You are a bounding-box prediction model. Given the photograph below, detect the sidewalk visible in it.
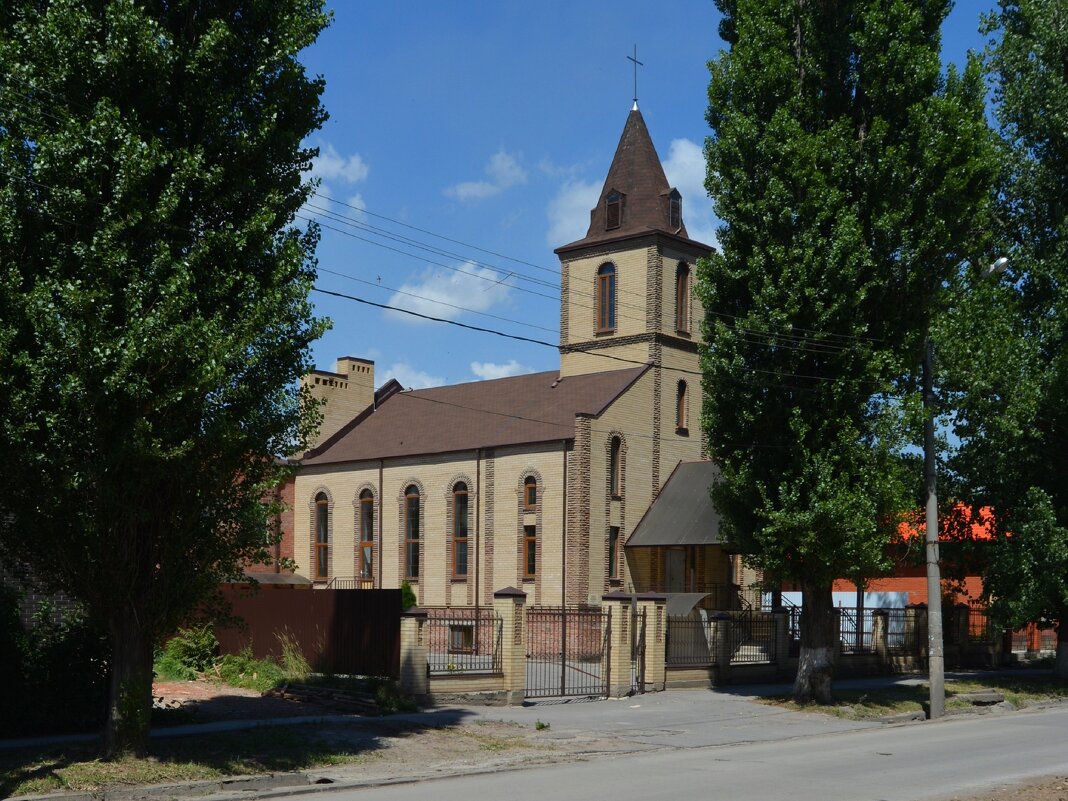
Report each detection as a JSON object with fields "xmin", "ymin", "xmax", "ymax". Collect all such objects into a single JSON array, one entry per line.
[{"xmin": 5, "ymin": 671, "xmax": 1048, "ymax": 801}]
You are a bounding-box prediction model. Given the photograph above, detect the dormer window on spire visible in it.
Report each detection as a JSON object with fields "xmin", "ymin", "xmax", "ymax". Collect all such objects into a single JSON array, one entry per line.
[
  {"xmin": 606, "ymin": 191, "xmax": 623, "ymax": 230},
  {"xmin": 669, "ymin": 190, "xmax": 682, "ymax": 230}
]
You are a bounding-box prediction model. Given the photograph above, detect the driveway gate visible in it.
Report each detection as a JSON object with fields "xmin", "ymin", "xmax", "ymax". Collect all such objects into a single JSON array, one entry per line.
[
  {"xmin": 525, "ymin": 606, "xmax": 610, "ymax": 699},
  {"xmin": 631, "ymin": 605, "xmax": 646, "ymax": 694}
]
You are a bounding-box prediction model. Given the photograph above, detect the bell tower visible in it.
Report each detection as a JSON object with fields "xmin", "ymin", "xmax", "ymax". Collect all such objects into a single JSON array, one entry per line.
[{"xmin": 555, "ymin": 105, "xmax": 712, "ymax": 379}]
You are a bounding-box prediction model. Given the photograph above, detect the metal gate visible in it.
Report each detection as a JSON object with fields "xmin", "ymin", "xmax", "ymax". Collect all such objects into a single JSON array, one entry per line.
[
  {"xmin": 631, "ymin": 606, "xmax": 647, "ymax": 694},
  {"xmin": 525, "ymin": 606, "xmax": 610, "ymax": 699}
]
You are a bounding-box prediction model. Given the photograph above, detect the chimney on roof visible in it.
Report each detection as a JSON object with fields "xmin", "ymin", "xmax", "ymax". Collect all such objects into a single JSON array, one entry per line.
[{"xmin": 302, "ymin": 356, "xmax": 375, "ymax": 449}]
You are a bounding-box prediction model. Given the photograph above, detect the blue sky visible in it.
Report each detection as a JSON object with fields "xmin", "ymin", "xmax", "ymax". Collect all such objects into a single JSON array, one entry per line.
[{"xmin": 299, "ymin": 2, "xmax": 992, "ymax": 390}]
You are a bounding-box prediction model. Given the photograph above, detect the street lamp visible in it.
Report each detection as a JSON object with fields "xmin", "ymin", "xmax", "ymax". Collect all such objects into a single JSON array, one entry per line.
[{"xmin": 924, "ymin": 255, "xmax": 1009, "ymax": 719}]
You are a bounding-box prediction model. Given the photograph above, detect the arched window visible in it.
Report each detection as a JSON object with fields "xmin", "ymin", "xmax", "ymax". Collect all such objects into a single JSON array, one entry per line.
[
  {"xmin": 597, "ymin": 263, "xmax": 617, "ymax": 333},
  {"xmin": 359, "ymin": 489, "xmax": 375, "ymax": 580},
  {"xmin": 675, "ymin": 262, "xmax": 690, "ymax": 333},
  {"xmin": 314, "ymin": 492, "xmax": 329, "ymax": 580},
  {"xmin": 404, "ymin": 485, "xmax": 420, "ymax": 579},
  {"xmin": 452, "ymin": 482, "xmax": 469, "ymax": 578},
  {"xmin": 676, "ymin": 381, "xmax": 688, "ymax": 432},
  {"xmin": 606, "ymin": 191, "xmax": 622, "ymax": 229},
  {"xmin": 523, "ymin": 475, "xmax": 537, "ymax": 510},
  {"xmin": 609, "ymin": 436, "xmax": 622, "ymax": 498}
]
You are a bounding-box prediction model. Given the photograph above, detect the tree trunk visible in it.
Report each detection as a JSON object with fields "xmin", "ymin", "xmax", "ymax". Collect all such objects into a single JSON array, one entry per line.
[
  {"xmin": 104, "ymin": 607, "xmax": 154, "ymax": 757},
  {"xmin": 793, "ymin": 581, "xmax": 835, "ymax": 703},
  {"xmin": 1055, "ymin": 610, "xmax": 1068, "ymax": 681}
]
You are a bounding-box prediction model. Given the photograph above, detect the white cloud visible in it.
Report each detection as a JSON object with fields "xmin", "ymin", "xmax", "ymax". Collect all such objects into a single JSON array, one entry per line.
[
  {"xmin": 663, "ymin": 138, "xmax": 720, "ymax": 249},
  {"xmin": 445, "ymin": 149, "xmax": 527, "ymax": 202},
  {"xmin": 345, "ymin": 192, "xmax": 367, "ymax": 222},
  {"xmin": 545, "ymin": 178, "xmax": 600, "ymax": 247},
  {"xmin": 380, "ymin": 362, "xmax": 444, "ymax": 390},
  {"xmin": 385, "ymin": 261, "xmax": 513, "ymax": 323},
  {"xmin": 313, "ymin": 142, "xmax": 369, "ymax": 184},
  {"xmin": 469, "ymin": 360, "xmax": 534, "ymax": 381}
]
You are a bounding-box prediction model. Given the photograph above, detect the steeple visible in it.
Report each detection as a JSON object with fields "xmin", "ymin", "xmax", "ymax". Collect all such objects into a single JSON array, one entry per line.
[{"xmin": 556, "ymin": 107, "xmax": 689, "ymax": 254}]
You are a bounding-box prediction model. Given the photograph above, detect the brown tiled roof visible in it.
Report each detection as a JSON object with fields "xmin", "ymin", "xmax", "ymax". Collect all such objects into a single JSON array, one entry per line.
[
  {"xmin": 300, "ymin": 366, "xmax": 649, "ymax": 465},
  {"xmin": 556, "ymin": 107, "xmax": 706, "ymax": 254}
]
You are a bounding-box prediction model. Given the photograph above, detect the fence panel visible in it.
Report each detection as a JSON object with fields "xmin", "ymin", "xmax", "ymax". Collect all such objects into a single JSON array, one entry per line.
[
  {"xmin": 666, "ymin": 615, "xmax": 713, "ymax": 667},
  {"xmin": 839, "ymin": 608, "xmax": 876, "ymax": 654},
  {"xmin": 729, "ymin": 610, "xmax": 777, "ymax": 664},
  {"xmin": 216, "ymin": 587, "xmax": 401, "ymax": 678},
  {"xmin": 424, "ymin": 608, "xmax": 502, "ymax": 675},
  {"xmin": 883, "ymin": 608, "xmax": 916, "ymax": 653}
]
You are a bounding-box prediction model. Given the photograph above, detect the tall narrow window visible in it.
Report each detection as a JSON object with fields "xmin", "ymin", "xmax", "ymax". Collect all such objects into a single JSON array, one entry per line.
[
  {"xmin": 523, "ymin": 475, "xmax": 537, "ymax": 510},
  {"xmin": 608, "ymin": 526, "xmax": 620, "ymax": 580},
  {"xmin": 314, "ymin": 492, "xmax": 329, "ymax": 580},
  {"xmin": 452, "ymin": 482, "xmax": 469, "ymax": 578},
  {"xmin": 676, "ymin": 381, "xmax": 688, "ymax": 432},
  {"xmin": 359, "ymin": 489, "xmax": 374, "ymax": 580},
  {"xmin": 597, "ymin": 263, "xmax": 616, "ymax": 332},
  {"xmin": 675, "ymin": 262, "xmax": 690, "ymax": 333},
  {"xmin": 606, "ymin": 191, "xmax": 622, "ymax": 229},
  {"xmin": 524, "ymin": 525, "xmax": 537, "ymax": 578},
  {"xmin": 609, "ymin": 436, "xmax": 622, "ymax": 498},
  {"xmin": 404, "ymin": 485, "xmax": 420, "ymax": 579}
]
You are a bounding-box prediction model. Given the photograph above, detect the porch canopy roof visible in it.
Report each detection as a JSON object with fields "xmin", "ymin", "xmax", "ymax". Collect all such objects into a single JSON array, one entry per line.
[{"xmin": 626, "ymin": 460, "xmax": 725, "ymax": 548}]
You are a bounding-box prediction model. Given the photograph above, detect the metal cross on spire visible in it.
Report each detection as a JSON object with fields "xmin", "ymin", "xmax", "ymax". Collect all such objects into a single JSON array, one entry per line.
[{"xmin": 627, "ymin": 45, "xmax": 643, "ymax": 108}]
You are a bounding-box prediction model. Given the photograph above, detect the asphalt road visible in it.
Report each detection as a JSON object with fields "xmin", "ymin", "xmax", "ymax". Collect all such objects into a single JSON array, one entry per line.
[{"xmin": 320, "ymin": 704, "xmax": 1068, "ymax": 801}]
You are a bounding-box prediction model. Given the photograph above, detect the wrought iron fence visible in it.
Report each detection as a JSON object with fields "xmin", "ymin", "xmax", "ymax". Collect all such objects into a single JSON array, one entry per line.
[
  {"xmin": 729, "ymin": 610, "xmax": 777, "ymax": 664},
  {"xmin": 665, "ymin": 615, "xmax": 714, "ymax": 667},
  {"xmin": 326, "ymin": 577, "xmax": 375, "ymax": 590},
  {"xmin": 883, "ymin": 608, "xmax": 917, "ymax": 652},
  {"xmin": 425, "ymin": 608, "xmax": 502, "ymax": 675},
  {"xmin": 839, "ymin": 607, "xmax": 876, "ymax": 654},
  {"xmin": 967, "ymin": 603, "xmax": 998, "ymax": 644}
]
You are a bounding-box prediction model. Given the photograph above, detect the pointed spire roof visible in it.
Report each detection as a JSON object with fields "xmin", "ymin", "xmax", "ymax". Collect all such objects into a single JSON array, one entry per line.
[{"xmin": 556, "ymin": 106, "xmax": 701, "ymax": 254}]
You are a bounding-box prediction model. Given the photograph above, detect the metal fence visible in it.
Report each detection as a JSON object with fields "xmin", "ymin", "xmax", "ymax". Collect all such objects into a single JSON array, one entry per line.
[
  {"xmin": 525, "ymin": 606, "xmax": 610, "ymax": 698},
  {"xmin": 967, "ymin": 603, "xmax": 999, "ymax": 644},
  {"xmin": 838, "ymin": 607, "xmax": 876, "ymax": 654},
  {"xmin": 665, "ymin": 615, "xmax": 714, "ymax": 667},
  {"xmin": 883, "ymin": 608, "xmax": 917, "ymax": 652},
  {"xmin": 425, "ymin": 607, "xmax": 502, "ymax": 675},
  {"xmin": 215, "ymin": 587, "xmax": 401, "ymax": 678},
  {"xmin": 729, "ymin": 611, "xmax": 778, "ymax": 664}
]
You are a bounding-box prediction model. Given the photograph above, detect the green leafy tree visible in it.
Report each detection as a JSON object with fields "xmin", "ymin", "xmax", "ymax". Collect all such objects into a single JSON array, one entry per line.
[
  {"xmin": 943, "ymin": 0, "xmax": 1068, "ymax": 677},
  {"xmin": 700, "ymin": 0, "xmax": 996, "ymax": 702},
  {"xmin": 0, "ymin": 1, "xmax": 329, "ymax": 753}
]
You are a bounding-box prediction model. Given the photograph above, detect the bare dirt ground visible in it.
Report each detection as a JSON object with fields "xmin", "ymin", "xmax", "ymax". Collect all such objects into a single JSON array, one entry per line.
[{"xmin": 942, "ymin": 776, "xmax": 1068, "ymax": 801}]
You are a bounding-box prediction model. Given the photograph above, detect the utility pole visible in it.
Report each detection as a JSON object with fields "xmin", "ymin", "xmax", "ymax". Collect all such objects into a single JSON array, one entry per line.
[{"xmin": 923, "ymin": 256, "xmax": 1008, "ymax": 720}]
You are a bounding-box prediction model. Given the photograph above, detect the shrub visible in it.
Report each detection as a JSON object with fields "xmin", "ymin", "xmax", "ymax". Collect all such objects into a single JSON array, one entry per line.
[
  {"xmin": 400, "ymin": 580, "xmax": 417, "ymax": 610},
  {"xmin": 159, "ymin": 624, "xmax": 218, "ymax": 674}
]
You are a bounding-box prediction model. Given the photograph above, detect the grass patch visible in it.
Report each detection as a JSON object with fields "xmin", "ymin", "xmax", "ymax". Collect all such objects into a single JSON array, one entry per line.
[
  {"xmin": 761, "ymin": 673, "xmax": 1068, "ymax": 721},
  {"xmin": 0, "ymin": 724, "xmax": 391, "ymax": 799}
]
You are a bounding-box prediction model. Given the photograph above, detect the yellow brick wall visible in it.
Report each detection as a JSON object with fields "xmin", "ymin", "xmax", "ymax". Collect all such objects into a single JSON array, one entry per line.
[{"xmin": 295, "ymin": 444, "xmax": 568, "ymax": 607}]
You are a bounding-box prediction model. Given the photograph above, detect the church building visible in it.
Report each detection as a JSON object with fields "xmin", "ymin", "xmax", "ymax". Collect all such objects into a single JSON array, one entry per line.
[{"xmin": 287, "ymin": 105, "xmax": 743, "ymax": 608}]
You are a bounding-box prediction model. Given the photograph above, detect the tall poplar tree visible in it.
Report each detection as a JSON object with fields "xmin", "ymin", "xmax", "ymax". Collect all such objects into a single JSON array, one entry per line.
[
  {"xmin": 0, "ymin": 1, "xmax": 329, "ymax": 753},
  {"xmin": 700, "ymin": 0, "xmax": 996, "ymax": 701},
  {"xmin": 944, "ymin": 0, "xmax": 1068, "ymax": 676}
]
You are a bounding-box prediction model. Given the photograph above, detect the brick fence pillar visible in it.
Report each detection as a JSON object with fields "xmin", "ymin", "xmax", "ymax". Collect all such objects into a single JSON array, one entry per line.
[
  {"xmin": 772, "ymin": 608, "xmax": 790, "ymax": 679},
  {"xmin": 637, "ymin": 592, "xmax": 667, "ymax": 692},
  {"xmin": 710, "ymin": 611, "xmax": 732, "ymax": 684},
  {"xmin": 873, "ymin": 609, "xmax": 889, "ymax": 667},
  {"xmin": 603, "ymin": 592, "xmax": 634, "ymax": 697},
  {"xmin": 398, "ymin": 608, "xmax": 428, "ymax": 703},
  {"xmin": 493, "ymin": 586, "xmax": 527, "ymax": 705}
]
